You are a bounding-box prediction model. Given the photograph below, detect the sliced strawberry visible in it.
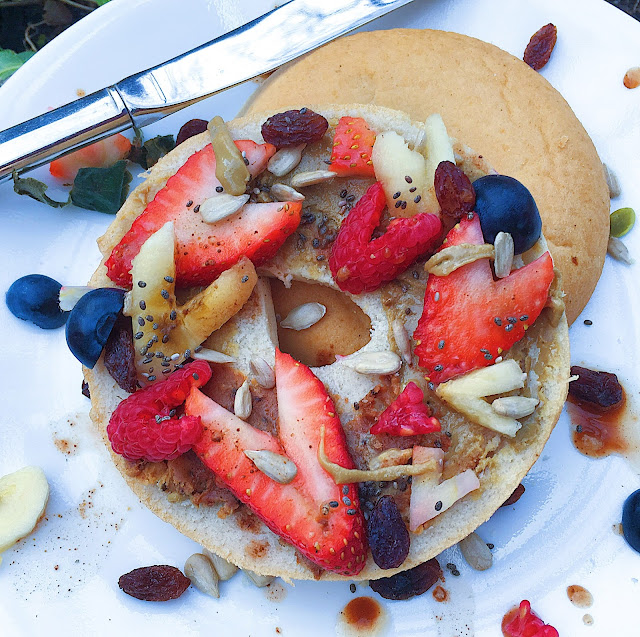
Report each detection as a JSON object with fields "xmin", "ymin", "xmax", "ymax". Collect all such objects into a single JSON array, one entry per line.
[
  {"xmin": 188, "ymin": 349, "xmax": 367, "ymax": 576},
  {"xmin": 105, "ymin": 140, "xmax": 302, "ymax": 288},
  {"xmin": 50, "ymin": 134, "xmax": 131, "ymax": 181},
  {"xmin": 329, "ymin": 116, "xmax": 376, "ymax": 177},
  {"xmin": 413, "ymin": 214, "xmax": 554, "ymax": 384},
  {"xmin": 329, "ymin": 181, "xmax": 442, "ymax": 294},
  {"xmin": 370, "ymin": 382, "xmax": 441, "ymax": 436}
]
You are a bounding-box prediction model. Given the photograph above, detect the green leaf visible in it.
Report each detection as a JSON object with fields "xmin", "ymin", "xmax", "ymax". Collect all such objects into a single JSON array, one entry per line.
[
  {"xmin": 13, "ymin": 172, "xmax": 69, "ymax": 208},
  {"xmin": 127, "ymin": 134, "xmax": 175, "ymax": 169},
  {"xmin": 0, "ymin": 49, "xmax": 35, "ymax": 86},
  {"xmin": 95, "ymin": 0, "xmax": 112, "ymax": 5},
  {"xmin": 70, "ymin": 161, "xmax": 132, "ymax": 214}
]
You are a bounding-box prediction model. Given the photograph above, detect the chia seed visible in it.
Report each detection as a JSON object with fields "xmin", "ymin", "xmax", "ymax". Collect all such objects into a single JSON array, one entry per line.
[{"xmin": 137, "ymin": 281, "xmax": 147, "ymax": 288}]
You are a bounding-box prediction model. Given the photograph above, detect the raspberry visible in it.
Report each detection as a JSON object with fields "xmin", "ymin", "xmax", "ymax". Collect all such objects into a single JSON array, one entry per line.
[
  {"xmin": 329, "ymin": 182, "xmax": 441, "ymax": 294},
  {"xmin": 370, "ymin": 382, "xmax": 441, "ymax": 436},
  {"xmin": 107, "ymin": 361, "xmax": 212, "ymax": 462}
]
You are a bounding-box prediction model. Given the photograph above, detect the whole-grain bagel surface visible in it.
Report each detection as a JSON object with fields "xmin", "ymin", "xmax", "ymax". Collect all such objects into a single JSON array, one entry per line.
[
  {"xmin": 86, "ymin": 104, "xmax": 570, "ymax": 582},
  {"xmin": 240, "ymin": 29, "xmax": 610, "ymax": 325}
]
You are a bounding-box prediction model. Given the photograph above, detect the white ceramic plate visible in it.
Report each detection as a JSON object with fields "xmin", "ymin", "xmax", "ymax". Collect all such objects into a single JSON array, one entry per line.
[{"xmin": 1, "ymin": 0, "xmax": 639, "ymax": 635}]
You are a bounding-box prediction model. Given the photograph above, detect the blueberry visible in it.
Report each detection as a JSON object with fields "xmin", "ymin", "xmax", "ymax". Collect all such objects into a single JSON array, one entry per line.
[
  {"xmin": 6, "ymin": 274, "xmax": 69, "ymax": 329},
  {"xmin": 65, "ymin": 288, "xmax": 126, "ymax": 368},
  {"xmin": 622, "ymin": 489, "xmax": 640, "ymax": 553},
  {"xmin": 473, "ymin": 175, "xmax": 542, "ymax": 254}
]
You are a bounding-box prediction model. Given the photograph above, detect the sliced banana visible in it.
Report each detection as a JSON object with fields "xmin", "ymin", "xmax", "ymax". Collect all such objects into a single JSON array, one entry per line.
[{"xmin": 0, "ymin": 466, "xmax": 49, "ymax": 557}]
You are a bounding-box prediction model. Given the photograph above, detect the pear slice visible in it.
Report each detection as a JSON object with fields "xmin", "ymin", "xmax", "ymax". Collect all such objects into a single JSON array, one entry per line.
[
  {"xmin": 372, "ymin": 131, "xmax": 437, "ymax": 217},
  {"xmin": 436, "ymin": 360, "xmax": 527, "ymax": 437},
  {"xmin": 0, "ymin": 466, "xmax": 49, "ymax": 558},
  {"xmin": 423, "ymin": 113, "xmax": 455, "ymax": 186},
  {"xmin": 125, "ymin": 222, "xmax": 257, "ymax": 385}
]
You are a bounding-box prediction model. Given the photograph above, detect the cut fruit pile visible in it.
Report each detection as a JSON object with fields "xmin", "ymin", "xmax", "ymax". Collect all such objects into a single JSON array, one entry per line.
[{"xmin": 64, "ymin": 109, "xmax": 558, "ymax": 582}]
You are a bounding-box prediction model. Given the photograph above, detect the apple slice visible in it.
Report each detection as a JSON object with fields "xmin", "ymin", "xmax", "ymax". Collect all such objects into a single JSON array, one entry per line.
[
  {"xmin": 372, "ymin": 131, "xmax": 437, "ymax": 217},
  {"xmin": 125, "ymin": 221, "xmax": 257, "ymax": 385},
  {"xmin": 435, "ymin": 360, "xmax": 528, "ymax": 436},
  {"xmin": 409, "ymin": 447, "xmax": 479, "ymax": 532}
]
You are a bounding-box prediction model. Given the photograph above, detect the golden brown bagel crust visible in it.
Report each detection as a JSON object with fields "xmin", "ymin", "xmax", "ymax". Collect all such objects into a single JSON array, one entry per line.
[
  {"xmin": 240, "ymin": 29, "xmax": 609, "ymax": 325},
  {"xmin": 86, "ymin": 105, "xmax": 570, "ymax": 582}
]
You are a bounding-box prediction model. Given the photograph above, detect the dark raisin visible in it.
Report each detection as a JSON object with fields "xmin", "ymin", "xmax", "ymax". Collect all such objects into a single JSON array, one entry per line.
[
  {"xmin": 370, "ymin": 558, "xmax": 442, "ymax": 601},
  {"xmin": 176, "ymin": 119, "xmax": 208, "ymax": 146},
  {"xmin": 501, "ymin": 483, "xmax": 525, "ymax": 507},
  {"xmin": 118, "ymin": 565, "xmax": 190, "ymax": 601},
  {"xmin": 569, "ymin": 366, "xmax": 624, "ymax": 409},
  {"xmin": 366, "ymin": 495, "xmax": 410, "ymax": 569},
  {"xmin": 524, "ymin": 23, "xmax": 557, "ymax": 71},
  {"xmin": 104, "ymin": 313, "xmax": 138, "ymax": 393},
  {"xmin": 261, "ymin": 109, "xmax": 328, "ymax": 148},
  {"xmin": 434, "ymin": 160, "xmax": 476, "ymax": 221},
  {"xmin": 81, "ymin": 380, "xmax": 91, "ymax": 398}
]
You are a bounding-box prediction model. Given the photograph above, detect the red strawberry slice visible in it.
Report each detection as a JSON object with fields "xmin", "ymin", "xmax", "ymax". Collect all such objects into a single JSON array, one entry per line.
[
  {"xmin": 187, "ymin": 349, "xmax": 367, "ymax": 576},
  {"xmin": 329, "ymin": 116, "xmax": 376, "ymax": 177},
  {"xmin": 50, "ymin": 133, "xmax": 132, "ymax": 181},
  {"xmin": 413, "ymin": 214, "xmax": 554, "ymax": 384},
  {"xmin": 370, "ymin": 382, "xmax": 441, "ymax": 436},
  {"xmin": 105, "ymin": 140, "xmax": 302, "ymax": 288},
  {"xmin": 329, "ymin": 181, "xmax": 442, "ymax": 294}
]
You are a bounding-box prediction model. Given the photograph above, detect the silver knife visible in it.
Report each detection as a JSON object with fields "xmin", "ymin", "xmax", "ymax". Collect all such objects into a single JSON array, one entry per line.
[{"xmin": 0, "ymin": 0, "xmax": 414, "ymax": 183}]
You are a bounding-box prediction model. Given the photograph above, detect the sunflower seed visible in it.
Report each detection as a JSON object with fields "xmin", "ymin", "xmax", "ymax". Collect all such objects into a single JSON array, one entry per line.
[
  {"xmin": 341, "ymin": 351, "xmax": 402, "ymax": 375},
  {"xmin": 193, "ymin": 348, "xmax": 235, "ymax": 364},
  {"xmin": 184, "ymin": 553, "xmax": 220, "ymax": 598},
  {"xmin": 244, "ymin": 449, "xmax": 298, "ymax": 484},
  {"xmin": 392, "ymin": 320, "xmax": 412, "ymax": 364},
  {"xmin": 290, "ymin": 169, "xmax": 336, "ymax": 188},
  {"xmin": 234, "ymin": 380, "xmax": 252, "ymax": 420},
  {"xmin": 494, "ymin": 232, "xmax": 514, "ymax": 279},
  {"xmin": 491, "ymin": 396, "xmax": 539, "ymax": 418},
  {"xmin": 603, "ymin": 163, "xmax": 621, "ymax": 199},
  {"xmin": 269, "ymin": 183, "xmax": 305, "ymax": 202},
  {"xmin": 267, "ymin": 143, "xmax": 306, "ymax": 177},
  {"xmin": 202, "ymin": 548, "xmax": 238, "ymax": 581},
  {"xmin": 280, "ymin": 302, "xmax": 326, "ymax": 330},
  {"xmin": 608, "ymin": 237, "xmax": 635, "ymax": 264},
  {"xmin": 458, "ymin": 532, "xmax": 493, "ymax": 571},
  {"xmin": 200, "ymin": 193, "xmax": 249, "ymax": 224},
  {"xmin": 250, "ymin": 357, "xmax": 275, "ymax": 389},
  {"xmin": 243, "ymin": 569, "xmax": 275, "ymax": 588}
]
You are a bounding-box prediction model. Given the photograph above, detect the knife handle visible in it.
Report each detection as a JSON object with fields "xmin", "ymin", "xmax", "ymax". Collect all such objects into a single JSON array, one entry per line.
[{"xmin": 0, "ymin": 87, "xmax": 133, "ymax": 184}]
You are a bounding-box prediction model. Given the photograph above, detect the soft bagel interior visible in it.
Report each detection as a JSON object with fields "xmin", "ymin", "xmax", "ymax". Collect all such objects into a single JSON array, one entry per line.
[{"xmin": 86, "ymin": 104, "xmax": 570, "ymax": 581}]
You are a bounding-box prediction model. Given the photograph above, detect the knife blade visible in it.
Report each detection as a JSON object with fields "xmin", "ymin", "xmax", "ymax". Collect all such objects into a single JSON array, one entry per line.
[{"xmin": 0, "ymin": 0, "xmax": 415, "ymax": 183}]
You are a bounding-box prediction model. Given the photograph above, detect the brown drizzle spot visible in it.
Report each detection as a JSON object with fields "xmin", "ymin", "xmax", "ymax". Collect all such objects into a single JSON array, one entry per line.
[
  {"xmin": 432, "ymin": 585, "xmax": 449, "ymax": 602},
  {"xmin": 567, "ymin": 584, "xmax": 593, "ymax": 608},
  {"xmin": 340, "ymin": 596, "xmax": 384, "ymax": 632}
]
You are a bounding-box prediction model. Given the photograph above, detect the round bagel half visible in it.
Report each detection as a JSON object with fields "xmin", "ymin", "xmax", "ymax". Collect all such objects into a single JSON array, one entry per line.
[
  {"xmin": 240, "ymin": 28, "xmax": 610, "ymax": 325},
  {"xmin": 86, "ymin": 104, "xmax": 570, "ymax": 582}
]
